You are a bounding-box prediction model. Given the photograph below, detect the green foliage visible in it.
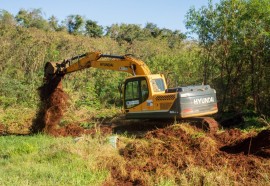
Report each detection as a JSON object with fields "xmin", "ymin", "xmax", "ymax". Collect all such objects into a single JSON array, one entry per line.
[
  {"xmin": 0, "ymin": 10, "xmax": 16, "ymax": 26},
  {"xmin": 15, "ymin": 8, "xmax": 49, "ymax": 30},
  {"xmin": 48, "ymin": 15, "xmax": 66, "ymax": 32},
  {"xmin": 66, "ymin": 14, "xmax": 84, "ymax": 35},
  {"xmin": 146, "ymin": 44, "xmax": 202, "ymax": 87},
  {"xmin": 85, "ymin": 19, "xmax": 103, "ymax": 38},
  {"xmin": 0, "ymin": 76, "xmax": 38, "ymax": 108},
  {"xmin": 73, "ymin": 79, "xmax": 101, "ymax": 109},
  {"xmin": 144, "ymin": 22, "xmax": 161, "ymax": 38},
  {"xmin": 0, "ymin": 2, "xmax": 269, "ymax": 121},
  {"xmin": 240, "ymin": 110, "xmax": 269, "ymax": 130},
  {"xmin": 185, "ymin": 0, "xmax": 270, "ymax": 116},
  {"xmin": 106, "ymin": 23, "xmax": 146, "ymax": 44},
  {"xmin": 1, "ymin": 22, "xmax": 184, "ymax": 111},
  {"xmin": 106, "ymin": 23, "xmax": 186, "ymax": 46}
]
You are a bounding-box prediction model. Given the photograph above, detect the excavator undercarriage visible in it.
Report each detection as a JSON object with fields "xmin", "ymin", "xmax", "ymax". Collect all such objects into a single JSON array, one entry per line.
[{"xmin": 109, "ymin": 115, "xmax": 219, "ymax": 135}]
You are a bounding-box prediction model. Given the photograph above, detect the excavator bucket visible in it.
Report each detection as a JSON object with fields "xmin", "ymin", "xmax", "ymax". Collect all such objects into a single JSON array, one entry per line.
[{"xmin": 44, "ymin": 62, "xmax": 58, "ymax": 78}]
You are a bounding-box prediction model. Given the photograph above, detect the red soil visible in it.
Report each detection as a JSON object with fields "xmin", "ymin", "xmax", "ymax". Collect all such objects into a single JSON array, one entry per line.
[
  {"xmin": 0, "ymin": 123, "xmax": 5, "ymax": 135},
  {"xmin": 31, "ymin": 75, "xmax": 111, "ymax": 137},
  {"xmin": 104, "ymin": 126, "xmax": 270, "ymax": 185}
]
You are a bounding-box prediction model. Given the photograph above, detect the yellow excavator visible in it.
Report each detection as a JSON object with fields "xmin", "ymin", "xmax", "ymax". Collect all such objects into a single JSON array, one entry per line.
[{"xmin": 44, "ymin": 51, "xmax": 219, "ymax": 131}]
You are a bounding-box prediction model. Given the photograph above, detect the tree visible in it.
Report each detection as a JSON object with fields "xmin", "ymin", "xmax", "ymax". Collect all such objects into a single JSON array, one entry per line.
[
  {"xmin": 106, "ymin": 23, "xmax": 145, "ymax": 44},
  {"xmin": 185, "ymin": 0, "xmax": 270, "ymax": 115},
  {"xmin": 85, "ymin": 20, "xmax": 103, "ymax": 37},
  {"xmin": 15, "ymin": 8, "xmax": 49, "ymax": 30},
  {"xmin": 66, "ymin": 14, "xmax": 84, "ymax": 35},
  {"xmin": 160, "ymin": 29, "xmax": 186, "ymax": 48},
  {"xmin": 0, "ymin": 10, "xmax": 16, "ymax": 26},
  {"xmin": 48, "ymin": 15, "xmax": 63, "ymax": 31},
  {"xmin": 143, "ymin": 22, "xmax": 161, "ymax": 38}
]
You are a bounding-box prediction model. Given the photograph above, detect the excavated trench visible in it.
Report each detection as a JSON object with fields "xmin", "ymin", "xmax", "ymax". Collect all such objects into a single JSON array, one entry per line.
[{"xmin": 220, "ymin": 129, "xmax": 270, "ymax": 158}]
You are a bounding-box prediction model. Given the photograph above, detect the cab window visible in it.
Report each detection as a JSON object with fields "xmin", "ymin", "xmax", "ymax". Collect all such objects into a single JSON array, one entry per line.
[
  {"xmin": 125, "ymin": 81, "xmax": 139, "ymax": 100},
  {"xmin": 125, "ymin": 80, "xmax": 140, "ymax": 108},
  {"xmin": 151, "ymin": 78, "xmax": 165, "ymax": 92},
  {"xmin": 124, "ymin": 78, "xmax": 149, "ymax": 109},
  {"xmin": 141, "ymin": 80, "xmax": 149, "ymax": 102}
]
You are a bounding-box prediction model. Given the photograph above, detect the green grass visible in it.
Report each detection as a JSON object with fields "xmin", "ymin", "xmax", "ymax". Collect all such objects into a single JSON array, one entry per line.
[{"xmin": 0, "ymin": 134, "xmax": 109, "ymax": 186}]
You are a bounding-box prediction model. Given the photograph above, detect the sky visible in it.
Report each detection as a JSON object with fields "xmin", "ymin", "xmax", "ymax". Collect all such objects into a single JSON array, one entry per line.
[{"xmin": 0, "ymin": 0, "xmax": 220, "ymax": 33}]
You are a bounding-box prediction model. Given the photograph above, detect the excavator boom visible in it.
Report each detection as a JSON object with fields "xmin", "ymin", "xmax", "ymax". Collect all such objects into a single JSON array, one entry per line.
[{"xmin": 44, "ymin": 51, "xmax": 151, "ymax": 81}]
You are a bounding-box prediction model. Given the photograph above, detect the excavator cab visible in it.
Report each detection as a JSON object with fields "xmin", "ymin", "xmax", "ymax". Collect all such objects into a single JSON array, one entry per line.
[{"xmin": 123, "ymin": 74, "xmax": 171, "ymax": 118}]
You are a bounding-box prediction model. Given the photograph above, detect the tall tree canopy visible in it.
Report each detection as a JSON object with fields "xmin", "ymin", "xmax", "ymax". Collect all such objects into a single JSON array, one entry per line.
[
  {"xmin": 85, "ymin": 20, "xmax": 103, "ymax": 38},
  {"xmin": 15, "ymin": 8, "xmax": 49, "ymax": 30},
  {"xmin": 66, "ymin": 14, "xmax": 84, "ymax": 35}
]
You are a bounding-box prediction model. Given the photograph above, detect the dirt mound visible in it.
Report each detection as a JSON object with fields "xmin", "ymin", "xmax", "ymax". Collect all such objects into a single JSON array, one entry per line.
[
  {"xmin": 104, "ymin": 125, "xmax": 270, "ymax": 185},
  {"xmin": 107, "ymin": 125, "xmax": 218, "ymax": 185},
  {"xmin": 214, "ymin": 128, "xmax": 244, "ymax": 145},
  {"xmin": 220, "ymin": 129, "xmax": 270, "ymax": 158}
]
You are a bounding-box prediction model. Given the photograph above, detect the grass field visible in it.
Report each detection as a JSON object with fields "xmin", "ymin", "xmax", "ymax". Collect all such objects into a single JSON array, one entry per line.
[{"xmin": 0, "ymin": 134, "xmax": 111, "ymax": 186}]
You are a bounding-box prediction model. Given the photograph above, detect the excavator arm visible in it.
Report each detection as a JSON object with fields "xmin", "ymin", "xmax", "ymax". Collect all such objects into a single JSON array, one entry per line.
[{"xmin": 44, "ymin": 51, "xmax": 151, "ymax": 81}]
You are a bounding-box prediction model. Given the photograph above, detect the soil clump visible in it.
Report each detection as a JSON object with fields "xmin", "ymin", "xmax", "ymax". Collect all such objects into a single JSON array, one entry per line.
[
  {"xmin": 31, "ymin": 75, "xmax": 68, "ymax": 134},
  {"xmin": 0, "ymin": 123, "xmax": 6, "ymax": 135},
  {"xmin": 31, "ymin": 75, "xmax": 112, "ymax": 137}
]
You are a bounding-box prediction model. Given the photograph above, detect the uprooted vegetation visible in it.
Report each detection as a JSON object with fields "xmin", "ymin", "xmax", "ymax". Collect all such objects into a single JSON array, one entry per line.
[{"xmin": 102, "ymin": 125, "xmax": 270, "ymax": 185}]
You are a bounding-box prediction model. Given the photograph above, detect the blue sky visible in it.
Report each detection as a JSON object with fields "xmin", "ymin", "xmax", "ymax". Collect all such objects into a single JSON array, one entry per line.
[{"xmin": 1, "ymin": 0, "xmax": 220, "ymax": 33}]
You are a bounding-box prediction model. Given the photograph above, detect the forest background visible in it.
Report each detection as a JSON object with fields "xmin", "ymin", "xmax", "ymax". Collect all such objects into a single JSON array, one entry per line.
[{"xmin": 0, "ymin": 0, "xmax": 269, "ymax": 128}]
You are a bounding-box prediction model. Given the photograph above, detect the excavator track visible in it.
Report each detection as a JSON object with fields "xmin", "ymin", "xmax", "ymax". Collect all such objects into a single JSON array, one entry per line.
[
  {"xmin": 108, "ymin": 115, "xmax": 219, "ymax": 137},
  {"xmin": 183, "ymin": 117, "xmax": 219, "ymax": 134},
  {"xmin": 200, "ymin": 117, "xmax": 219, "ymax": 134}
]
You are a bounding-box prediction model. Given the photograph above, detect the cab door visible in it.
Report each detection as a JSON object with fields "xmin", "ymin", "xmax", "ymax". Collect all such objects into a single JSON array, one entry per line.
[{"xmin": 124, "ymin": 77, "xmax": 149, "ymax": 113}]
